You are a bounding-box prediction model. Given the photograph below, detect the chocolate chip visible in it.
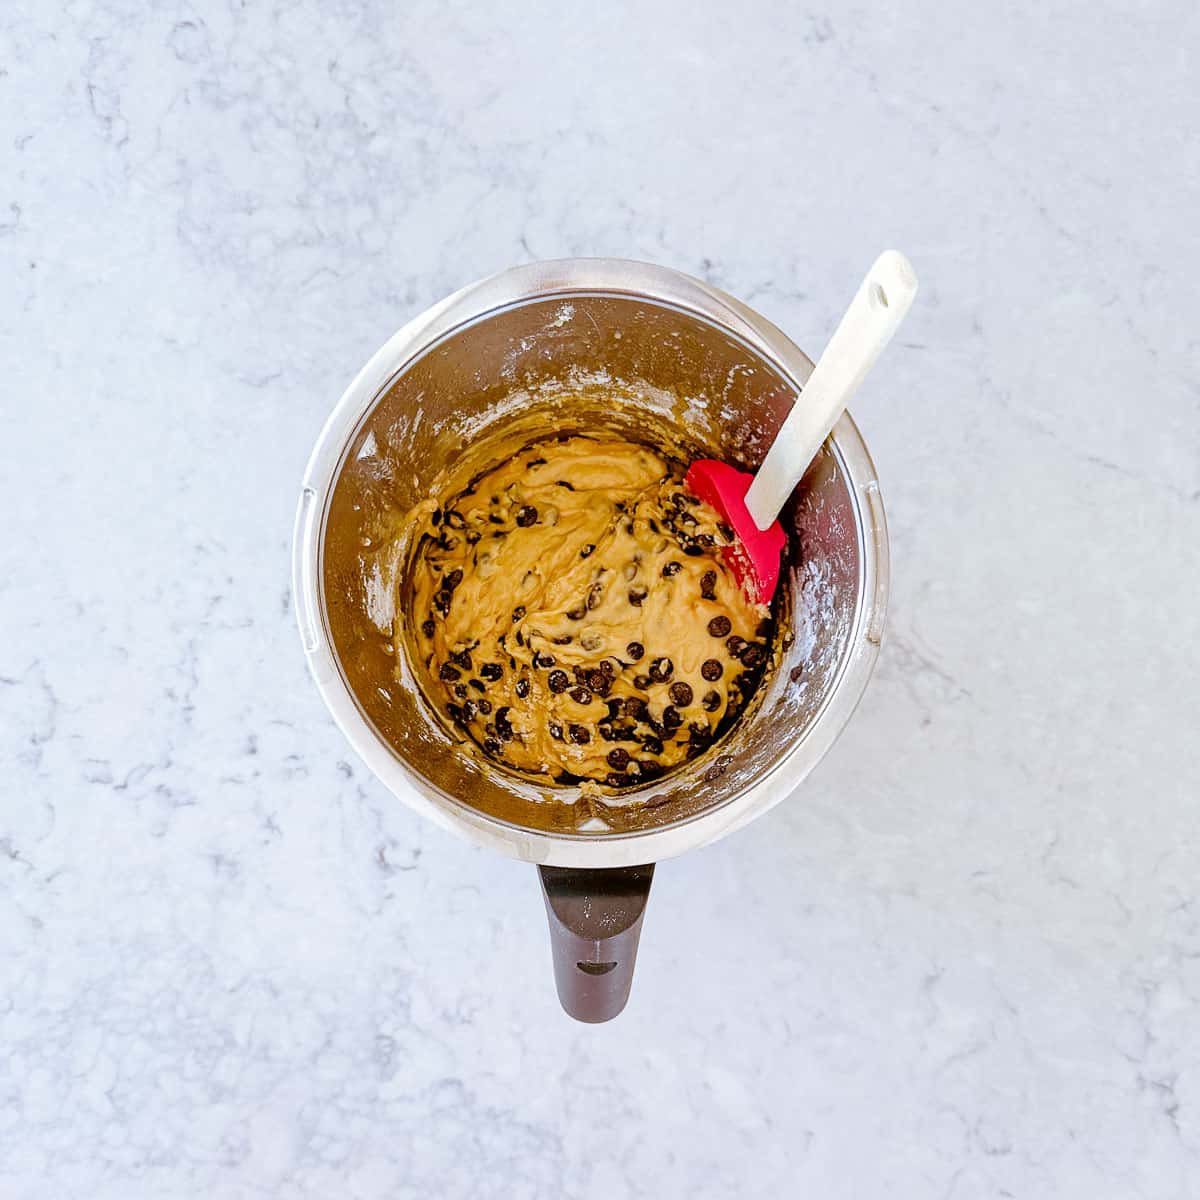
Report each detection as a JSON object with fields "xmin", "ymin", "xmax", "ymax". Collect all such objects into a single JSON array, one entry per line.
[
  {"xmin": 447, "ymin": 703, "xmax": 465, "ymax": 723},
  {"xmin": 707, "ymin": 615, "xmax": 732, "ymax": 638},
  {"xmin": 663, "ymin": 705, "xmax": 683, "ymax": 730},
  {"xmin": 585, "ymin": 669, "xmax": 609, "ymax": 695},
  {"xmin": 495, "ymin": 707, "xmax": 514, "ymax": 740},
  {"xmin": 700, "ymin": 570, "xmax": 717, "ymax": 600},
  {"xmin": 726, "ymin": 635, "xmax": 747, "ymax": 657},
  {"xmin": 633, "ymin": 674, "xmax": 651, "ymax": 690},
  {"xmin": 627, "ymin": 586, "xmax": 648, "ymax": 606},
  {"xmin": 469, "ymin": 678, "xmax": 485, "ymax": 693},
  {"xmin": 488, "ymin": 514, "xmax": 504, "ymax": 525},
  {"xmin": 606, "ymin": 773, "xmax": 631, "ymax": 788},
  {"xmin": 696, "ymin": 533, "xmax": 716, "ymax": 548},
  {"xmin": 444, "ymin": 568, "xmax": 463, "ymax": 591},
  {"xmin": 701, "ymin": 659, "xmax": 723, "ymax": 681},
  {"xmin": 569, "ymin": 687, "xmax": 592, "ymax": 705},
  {"xmin": 421, "ymin": 619, "xmax": 435, "ymax": 638},
  {"xmin": 740, "ymin": 643, "xmax": 766, "ymax": 668},
  {"xmin": 757, "ymin": 618, "xmax": 773, "ymax": 638},
  {"xmin": 662, "ymin": 561, "xmax": 682, "ymax": 577},
  {"xmin": 548, "ymin": 721, "xmax": 564, "ymax": 740},
  {"xmin": 453, "ymin": 684, "xmax": 467, "ymax": 699},
  {"xmin": 599, "ymin": 659, "xmax": 615, "ymax": 678},
  {"xmin": 483, "ymin": 736, "xmax": 501, "ymax": 755},
  {"xmin": 587, "ymin": 581, "xmax": 604, "ymax": 610},
  {"xmin": 477, "ymin": 698, "xmax": 492, "ymax": 714},
  {"xmin": 462, "ymin": 699, "xmax": 477, "ymax": 720},
  {"xmin": 684, "ymin": 544, "xmax": 705, "ymax": 556},
  {"xmin": 557, "ymin": 480, "xmax": 576, "ymax": 491},
  {"xmin": 625, "ymin": 697, "xmax": 647, "ymax": 721},
  {"xmin": 648, "ymin": 657, "xmax": 674, "ymax": 682},
  {"xmin": 678, "ymin": 510, "xmax": 698, "ymax": 527},
  {"xmin": 568, "ymin": 724, "xmax": 590, "ymax": 744},
  {"xmin": 512, "ymin": 605, "xmax": 526, "ymax": 621},
  {"xmin": 553, "ymin": 635, "xmax": 573, "ymax": 645},
  {"xmin": 450, "ymin": 649, "xmax": 473, "ymax": 671},
  {"xmin": 515, "ymin": 678, "xmax": 530, "ymax": 699},
  {"xmin": 438, "ymin": 662, "xmax": 461, "ymax": 682},
  {"xmin": 547, "ymin": 669, "xmax": 569, "ymax": 693},
  {"xmin": 533, "ymin": 652, "xmax": 556, "ymax": 669},
  {"xmin": 434, "ymin": 590, "xmax": 452, "ymax": 616},
  {"xmin": 606, "ymin": 748, "xmax": 630, "ymax": 769},
  {"xmin": 516, "ymin": 506, "xmax": 538, "ymax": 527},
  {"xmin": 702, "ymin": 690, "xmax": 721, "ymax": 712},
  {"xmin": 641, "ymin": 735, "xmax": 664, "ymax": 755},
  {"xmin": 580, "ymin": 543, "xmax": 595, "ymax": 558},
  {"xmin": 718, "ymin": 523, "xmax": 734, "ymax": 542},
  {"xmin": 477, "ymin": 663, "xmax": 501, "ymax": 681},
  {"xmin": 598, "ymin": 722, "xmax": 615, "ymax": 741},
  {"xmin": 626, "ymin": 641, "xmax": 645, "ymax": 661},
  {"xmin": 669, "ymin": 682, "xmax": 694, "ymax": 706},
  {"xmin": 566, "ymin": 604, "xmax": 586, "ymax": 620}
]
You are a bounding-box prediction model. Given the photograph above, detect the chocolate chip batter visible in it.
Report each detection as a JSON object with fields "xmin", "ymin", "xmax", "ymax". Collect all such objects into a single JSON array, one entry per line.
[{"xmin": 407, "ymin": 436, "xmax": 773, "ymax": 788}]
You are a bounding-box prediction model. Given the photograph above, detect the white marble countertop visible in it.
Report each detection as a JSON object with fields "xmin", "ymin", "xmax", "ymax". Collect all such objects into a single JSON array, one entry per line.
[{"xmin": 3, "ymin": 2, "xmax": 1199, "ymax": 1196}]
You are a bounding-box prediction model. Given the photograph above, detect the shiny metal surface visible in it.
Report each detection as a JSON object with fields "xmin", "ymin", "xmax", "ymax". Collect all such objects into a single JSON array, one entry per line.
[{"xmin": 293, "ymin": 259, "xmax": 889, "ymax": 867}]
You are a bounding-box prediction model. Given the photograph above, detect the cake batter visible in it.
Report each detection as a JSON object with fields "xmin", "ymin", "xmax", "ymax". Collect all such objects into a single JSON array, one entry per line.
[{"xmin": 406, "ymin": 436, "xmax": 773, "ymax": 787}]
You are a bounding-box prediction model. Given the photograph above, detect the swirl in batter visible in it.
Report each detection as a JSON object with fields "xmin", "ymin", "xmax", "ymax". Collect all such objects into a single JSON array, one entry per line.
[{"xmin": 407, "ymin": 436, "xmax": 773, "ymax": 788}]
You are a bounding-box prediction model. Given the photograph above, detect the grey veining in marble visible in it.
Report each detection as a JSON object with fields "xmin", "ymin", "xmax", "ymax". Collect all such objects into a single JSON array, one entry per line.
[{"xmin": 2, "ymin": 1, "xmax": 1199, "ymax": 1196}]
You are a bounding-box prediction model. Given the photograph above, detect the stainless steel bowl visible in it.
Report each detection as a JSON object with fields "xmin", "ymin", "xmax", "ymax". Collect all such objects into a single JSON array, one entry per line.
[{"xmin": 294, "ymin": 259, "xmax": 888, "ymax": 871}]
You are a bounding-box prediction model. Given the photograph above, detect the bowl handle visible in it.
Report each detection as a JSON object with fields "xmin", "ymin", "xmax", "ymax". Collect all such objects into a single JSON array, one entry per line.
[{"xmin": 538, "ymin": 863, "xmax": 655, "ymax": 1022}]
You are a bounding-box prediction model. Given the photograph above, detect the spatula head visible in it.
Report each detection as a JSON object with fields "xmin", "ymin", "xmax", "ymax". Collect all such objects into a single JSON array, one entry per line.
[{"xmin": 685, "ymin": 459, "xmax": 787, "ymax": 607}]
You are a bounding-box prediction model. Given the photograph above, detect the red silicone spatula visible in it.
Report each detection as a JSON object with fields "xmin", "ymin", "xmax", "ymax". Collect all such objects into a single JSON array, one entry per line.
[{"xmin": 687, "ymin": 251, "xmax": 918, "ymax": 605}]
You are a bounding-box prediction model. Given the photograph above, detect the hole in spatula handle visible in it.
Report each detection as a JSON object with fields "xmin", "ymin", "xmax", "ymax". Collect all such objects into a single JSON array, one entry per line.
[{"xmin": 577, "ymin": 961, "xmax": 618, "ymax": 976}]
